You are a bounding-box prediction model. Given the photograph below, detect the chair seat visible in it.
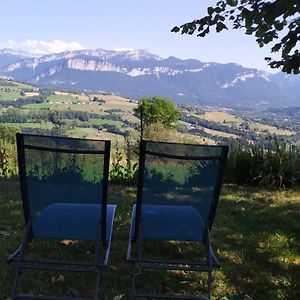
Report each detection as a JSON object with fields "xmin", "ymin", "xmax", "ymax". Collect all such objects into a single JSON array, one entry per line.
[
  {"xmin": 32, "ymin": 203, "xmax": 117, "ymax": 240},
  {"xmin": 132, "ymin": 204, "xmax": 205, "ymax": 241}
]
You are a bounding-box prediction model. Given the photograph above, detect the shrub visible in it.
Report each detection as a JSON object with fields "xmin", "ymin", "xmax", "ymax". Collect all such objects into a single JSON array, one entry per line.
[
  {"xmin": 109, "ymin": 137, "xmax": 138, "ymax": 185},
  {"xmin": 225, "ymin": 138, "xmax": 300, "ymax": 188},
  {"xmin": 0, "ymin": 126, "xmax": 19, "ymax": 178}
]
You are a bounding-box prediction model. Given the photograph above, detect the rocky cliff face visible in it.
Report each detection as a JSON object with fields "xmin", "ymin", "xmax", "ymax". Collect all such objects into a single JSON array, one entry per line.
[
  {"xmin": 0, "ymin": 48, "xmax": 299, "ymax": 109},
  {"xmin": 66, "ymin": 58, "xmax": 125, "ymax": 72}
]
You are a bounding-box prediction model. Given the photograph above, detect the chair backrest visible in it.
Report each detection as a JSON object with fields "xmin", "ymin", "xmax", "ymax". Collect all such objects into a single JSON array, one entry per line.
[
  {"xmin": 16, "ymin": 133, "xmax": 110, "ymax": 242},
  {"xmin": 134, "ymin": 140, "xmax": 228, "ymax": 239}
]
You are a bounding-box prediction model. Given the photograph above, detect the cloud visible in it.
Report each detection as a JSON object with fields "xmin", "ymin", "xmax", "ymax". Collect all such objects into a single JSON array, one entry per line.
[{"xmin": 0, "ymin": 39, "xmax": 85, "ymax": 55}]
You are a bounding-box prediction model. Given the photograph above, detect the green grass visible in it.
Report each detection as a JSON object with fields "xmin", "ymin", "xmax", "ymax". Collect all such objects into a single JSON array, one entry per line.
[
  {"xmin": 45, "ymin": 94, "xmax": 76, "ymax": 102},
  {"xmin": 0, "ymin": 81, "xmax": 33, "ymax": 90},
  {"xmin": 3, "ymin": 122, "xmax": 54, "ymax": 129},
  {"xmin": 22, "ymin": 103, "xmax": 52, "ymax": 109},
  {"xmin": 13, "ymin": 82, "xmax": 35, "ymax": 90},
  {"xmin": 88, "ymin": 119, "xmax": 124, "ymax": 127},
  {"xmin": 200, "ymin": 111, "xmax": 243, "ymax": 125},
  {"xmin": 248, "ymin": 122, "xmax": 295, "ymax": 136},
  {"xmin": 67, "ymin": 127, "xmax": 99, "ymax": 138},
  {"xmin": 0, "ymin": 80, "xmax": 34, "ymax": 101},
  {"xmin": 0, "ymin": 90, "xmax": 27, "ymax": 101},
  {"xmin": 0, "ymin": 181, "xmax": 299, "ymax": 299}
]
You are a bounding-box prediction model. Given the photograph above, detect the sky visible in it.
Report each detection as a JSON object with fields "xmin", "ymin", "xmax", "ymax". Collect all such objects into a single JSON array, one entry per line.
[{"xmin": 0, "ymin": 0, "xmax": 279, "ymax": 72}]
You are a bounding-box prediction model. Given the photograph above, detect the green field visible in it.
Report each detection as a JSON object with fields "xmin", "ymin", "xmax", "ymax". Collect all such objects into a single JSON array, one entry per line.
[
  {"xmin": 200, "ymin": 111, "xmax": 243, "ymax": 125},
  {"xmin": 88, "ymin": 118, "xmax": 124, "ymax": 127},
  {"xmin": 0, "ymin": 181, "xmax": 299, "ymax": 299},
  {"xmin": 0, "ymin": 80, "xmax": 37, "ymax": 101},
  {"xmin": 0, "ymin": 80, "xmax": 33, "ymax": 90},
  {"xmin": 4, "ymin": 122, "xmax": 54, "ymax": 129},
  {"xmin": 46, "ymin": 94, "xmax": 77, "ymax": 103},
  {"xmin": 249, "ymin": 122, "xmax": 295, "ymax": 136},
  {"xmin": 22, "ymin": 102, "xmax": 52, "ymax": 109},
  {"xmin": 198, "ymin": 111, "xmax": 296, "ymax": 137},
  {"xmin": 66, "ymin": 127, "xmax": 125, "ymax": 142},
  {"xmin": 13, "ymin": 82, "xmax": 35, "ymax": 90},
  {"xmin": 1, "ymin": 80, "xmax": 300, "ymax": 298},
  {"xmin": 0, "ymin": 90, "xmax": 27, "ymax": 101},
  {"xmin": 203, "ymin": 127, "xmax": 240, "ymax": 139},
  {"xmin": 0, "ymin": 79, "xmax": 299, "ymax": 146},
  {"xmin": 183, "ymin": 110, "xmax": 297, "ymax": 142}
]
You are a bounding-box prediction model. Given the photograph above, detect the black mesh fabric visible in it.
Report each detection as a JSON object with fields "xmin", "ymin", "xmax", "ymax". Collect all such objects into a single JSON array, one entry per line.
[
  {"xmin": 22, "ymin": 134, "xmax": 105, "ymax": 152},
  {"xmin": 18, "ymin": 134, "xmax": 109, "ymax": 240},
  {"xmin": 138, "ymin": 141, "xmax": 227, "ymax": 241}
]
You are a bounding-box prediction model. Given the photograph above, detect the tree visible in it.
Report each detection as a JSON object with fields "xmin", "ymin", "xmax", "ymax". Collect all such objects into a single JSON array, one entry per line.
[
  {"xmin": 172, "ymin": 0, "xmax": 300, "ymax": 74},
  {"xmin": 134, "ymin": 96, "xmax": 180, "ymax": 133}
]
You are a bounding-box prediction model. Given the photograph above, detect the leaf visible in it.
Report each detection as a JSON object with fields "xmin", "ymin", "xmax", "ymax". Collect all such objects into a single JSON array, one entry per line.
[
  {"xmin": 198, "ymin": 27, "xmax": 209, "ymax": 37},
  {"xmin": 271, "ymin": 43, "xmax": 281, "ymax": 52},
  {"xmin": 207, "ymin": 7, "xmax": 214, "ymax": 15},
  {"xmin": 227, "ymin": 0, "xmax": 238, "ymax": 7},
  {"xmin": 216, "ymin": 22, "xmax": 227, "ymax": 32},
  {"xmin": 215, "ymin": 7, "xmax": 222, "ymax": 13},
  {"xmin": 171, "ymin": 26, "xmax": 180, "ymax": 33},
  {"xmin": 274, "ymin": 22, "xmax": 284, "ymax": 31}
]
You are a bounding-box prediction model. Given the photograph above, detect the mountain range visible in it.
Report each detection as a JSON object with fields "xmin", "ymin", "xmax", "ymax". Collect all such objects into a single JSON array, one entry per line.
[{"xmin": 0, "ymin": 48, "xmax": 299, "ymax": 109}]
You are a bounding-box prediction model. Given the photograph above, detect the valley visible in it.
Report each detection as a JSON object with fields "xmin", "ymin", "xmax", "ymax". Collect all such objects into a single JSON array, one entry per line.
[{"xmin": 1, "ymin": 78, "xmax": 299, "ymax": 147}]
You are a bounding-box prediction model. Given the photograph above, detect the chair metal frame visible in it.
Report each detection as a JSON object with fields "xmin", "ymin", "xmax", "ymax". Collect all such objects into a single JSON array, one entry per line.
[
  {"xmin": 127, "ymin": 140, "xmax": 228, "ymax": 299},
  {"xmin": 7, "ymin": 133, "xmax": 116, "ymax": 300}
]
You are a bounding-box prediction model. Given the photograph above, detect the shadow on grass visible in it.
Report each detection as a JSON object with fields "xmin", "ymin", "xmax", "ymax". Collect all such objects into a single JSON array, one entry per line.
[
  {"xmin": 213, "ymin": 187, "xmax": 300, "ymax": 300},
  {"xmin": 0, "ymin": 181, "xmax": 299, "ymax": 299}
]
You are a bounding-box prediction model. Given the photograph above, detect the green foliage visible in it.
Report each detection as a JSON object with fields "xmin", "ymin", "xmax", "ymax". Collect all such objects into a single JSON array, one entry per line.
[
  {"xmin": 109, "ymin": 138, "xmax": 138, "ymax": 185},
  {"xmin": 0, "ymin": 141, "xmax": 18, "ymax": 178},
  {"xmin": 225, "ymin": 137, "xmax": 300, "ymax": 188},
  {"xmin": 146, "ymin": 162, "xmax": 193, "ymax": 185},
  {"xmin": 134, "ymin": 96, "xmax": 180, "ymax": 131},
  {"xmin": 172, "ymin": 0, "xmax": 300, "ymax": 74},
  {"xmin": 0, "ymin": 126, "xmax": 20, "ymax": 178},
  {"xmin": 143, "ymin": 122, "xmax": 176, "ymax": 142}
]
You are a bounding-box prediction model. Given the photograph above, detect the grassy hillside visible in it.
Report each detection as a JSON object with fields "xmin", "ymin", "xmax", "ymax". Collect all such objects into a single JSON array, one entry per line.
[
  {"xmin": 0, "ymin": 180, "xmax": 299, "ymax": 299},
  {"xmin": 1, "ymin": 80, "xmax": 300, "ymax": 298},
  {"xmin": 199, "ymin": 111, "xmax": 295, "ymax": 136},
  {"xmin": 0, "ymin": 79, "xmax": 299, "ymax": 148}
]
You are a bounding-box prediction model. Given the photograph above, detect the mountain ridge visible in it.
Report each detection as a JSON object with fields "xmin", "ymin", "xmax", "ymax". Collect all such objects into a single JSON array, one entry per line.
[{"xmin": 0, "ymin": 48, "xmax": 299, "ymax": 109}]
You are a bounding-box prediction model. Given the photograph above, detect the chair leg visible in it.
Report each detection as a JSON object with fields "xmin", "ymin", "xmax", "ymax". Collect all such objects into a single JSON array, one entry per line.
[
  {"xmin": 11, "ymin": 221, "xmax": 108, "ymax": 300},
  {"xmin": 11, "ymin": 221, "xmax": 32, "ymax": 299},
  {"xmin": 7, "ymin": 244, "xmax": 23, "ymax": 262},
  {"xmin": 129, "ymin": 233, "xmax": 216, "ymax": 299},
  {"xmin": 93, "ymin": 223, "xmax": 108, "ymax": 300},
  {"xmin": 204, "ymin": 229, "xmax": 213, "ymax": 300},
  {"xmin": 131, "ymin": 262, "xmax": 136, "ymax": 300},
  {"xmin": 95, "ymin": 266, "xmax": 105, "ymax": 300},
  {"xmin": 207, "ymin": 266, "xmax": 212, "ymax": 300}
]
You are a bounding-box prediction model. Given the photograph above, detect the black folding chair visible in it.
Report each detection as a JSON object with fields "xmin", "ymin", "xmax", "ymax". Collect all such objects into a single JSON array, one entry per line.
[
  {"xmin": 127, "ymin": 140, "xmax": 228, "ymax": 299},
  {"xmin": 8, "ymin": 133, "xmax": 116, "ymax": 300}
]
